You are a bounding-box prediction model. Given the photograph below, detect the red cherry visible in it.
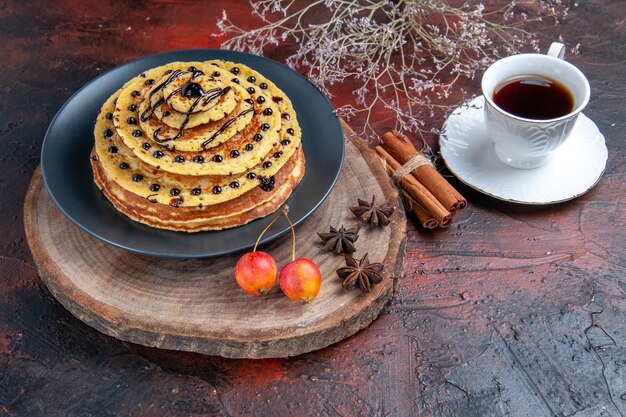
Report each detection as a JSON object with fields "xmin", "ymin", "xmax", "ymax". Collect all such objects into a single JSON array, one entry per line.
[
  {"xmin": 235, "ymin": 251, "xmax": 277, "ymax": 296},
  {"xmin": 279, "ymin": 258, "xmax": 322, "ymax": 303}
]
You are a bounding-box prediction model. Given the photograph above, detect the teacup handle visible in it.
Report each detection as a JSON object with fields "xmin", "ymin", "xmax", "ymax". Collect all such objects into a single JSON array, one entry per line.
[{"xmin": 547, "ymin": 42, "xmax": 566, "ymax": 59}]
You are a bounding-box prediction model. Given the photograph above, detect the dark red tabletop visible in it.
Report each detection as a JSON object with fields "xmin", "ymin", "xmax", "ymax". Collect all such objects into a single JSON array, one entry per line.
[{"xmin": 1, "ymin": 1, "xmax": 624, "ymax": 416}]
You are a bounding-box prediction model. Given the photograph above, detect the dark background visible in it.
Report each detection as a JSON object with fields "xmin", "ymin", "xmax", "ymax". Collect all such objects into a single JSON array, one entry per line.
[{"xmin": 1, "ymin": 1, "xmax": 624, "ymax": 416}]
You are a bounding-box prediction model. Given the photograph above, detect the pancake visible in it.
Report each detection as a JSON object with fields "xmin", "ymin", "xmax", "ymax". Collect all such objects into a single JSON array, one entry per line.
[
  {"xmin": 91, "ymin": 148, "xmax": 305, "ymax": 232},
  {"xmin": 90, "ymin": 60, "xmax": 305, "ymax": 232},
  {"xmin": 96, "ymin": 90, "xmax": 299, "ymax": 206},
  {"xmin": 112, "ymin": 61, "xmax": 302, "ymax": 176}
]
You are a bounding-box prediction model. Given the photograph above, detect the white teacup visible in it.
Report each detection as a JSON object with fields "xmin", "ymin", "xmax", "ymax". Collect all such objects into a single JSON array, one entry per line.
[{"xmin": 481, "ymin": 42, "xmax": 590, "ymax": 169}]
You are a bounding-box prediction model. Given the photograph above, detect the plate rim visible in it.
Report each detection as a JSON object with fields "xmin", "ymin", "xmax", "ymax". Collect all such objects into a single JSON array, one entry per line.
[{"xmin": 40, "ymin": 48, "xmax": 345, "ymax": 258}]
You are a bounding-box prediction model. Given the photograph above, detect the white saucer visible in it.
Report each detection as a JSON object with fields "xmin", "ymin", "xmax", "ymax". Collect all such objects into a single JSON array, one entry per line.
[{"xmin": 439, "ymin": 96, "xmax": 608, "ymax": 204}]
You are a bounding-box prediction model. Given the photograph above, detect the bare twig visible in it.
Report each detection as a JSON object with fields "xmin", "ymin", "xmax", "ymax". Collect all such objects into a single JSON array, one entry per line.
[{"xmin": 217, "ymin": 0, "xmax": 568, "ymax": 145}]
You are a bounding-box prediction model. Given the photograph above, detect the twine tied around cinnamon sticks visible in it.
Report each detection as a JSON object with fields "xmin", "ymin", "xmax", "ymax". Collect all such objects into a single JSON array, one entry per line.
[
  {"xmin": 377, "ymin": 130, "xmax": 467, "ymax": 229},
  {"xmin": 391, "ymin": 154, "xmax": 433, "ymax": 183}
]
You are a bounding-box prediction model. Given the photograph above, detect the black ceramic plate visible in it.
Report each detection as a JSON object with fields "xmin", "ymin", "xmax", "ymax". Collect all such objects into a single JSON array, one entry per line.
[{"xmin": 41, "ymin": 49, "xmax": 344, "ymax": 258}]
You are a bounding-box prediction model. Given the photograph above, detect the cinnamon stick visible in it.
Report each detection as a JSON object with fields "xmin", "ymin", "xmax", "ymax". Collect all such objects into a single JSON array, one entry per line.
[
  {"xmin": 401, "ymin": 194, "xmax": 439, "ymax": 229},
  {"xmin": 378, "ymin": 153, "xmax": 437, "ymax": 228},
  {"xmin": 380, "ymin": 130, "xmax": 467, "ymax": 212},
  {"xmin": 376, "ymin": 146, "xmax": 451, "ymax": 227}
]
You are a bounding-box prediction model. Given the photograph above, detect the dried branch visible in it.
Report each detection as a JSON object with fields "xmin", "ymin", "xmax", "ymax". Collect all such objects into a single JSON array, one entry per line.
[{"xmin": 217, "ymin": 0, "xmax": 568, "ymax": 143}]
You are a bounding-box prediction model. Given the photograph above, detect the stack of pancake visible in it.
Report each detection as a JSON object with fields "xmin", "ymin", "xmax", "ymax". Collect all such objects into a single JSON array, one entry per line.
[{"xmin": 90, "ymin": 60, "xmax": 305, "ymax": 232}]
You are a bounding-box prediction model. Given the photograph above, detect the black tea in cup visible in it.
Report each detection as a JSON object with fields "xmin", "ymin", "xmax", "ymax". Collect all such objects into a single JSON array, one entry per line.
[{"xmin": 493, "ymin": 75, "xmax": 574, "ymax": 120}]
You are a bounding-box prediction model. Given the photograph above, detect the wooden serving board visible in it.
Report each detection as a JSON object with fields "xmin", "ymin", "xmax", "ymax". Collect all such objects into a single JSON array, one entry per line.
[{"xmin": 24, "ymin": 121, "xmax": 407, "ymax": 359}]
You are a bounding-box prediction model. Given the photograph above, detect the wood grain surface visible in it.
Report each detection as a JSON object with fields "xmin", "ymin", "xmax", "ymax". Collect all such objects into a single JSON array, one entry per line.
[
  {"xmin": 1, "ymin": 0, "xmax": 625, "ymax": 416},
  {"xmin": 23, "ymin": 124, "xmax": 407, "ymax": 359}
]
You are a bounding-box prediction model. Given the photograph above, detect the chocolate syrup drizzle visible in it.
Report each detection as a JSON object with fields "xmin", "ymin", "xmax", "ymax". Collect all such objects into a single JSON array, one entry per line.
[
  {"xmin": 201, "ymin": 106, "xmax": 255, "ymax": 148},
  {"xmin": 152, "ymin": 87, "xmax": 231, "ymax": 143},
  {"xmin": 138, "ymin": 69, "xmax": 232, "ymax": 144},
  {"xmin": 202, "ymin": 86, "xmax": 231, "ymax": 106},
  {"xmin": 140, "ymin": 69, "xmax": 185, "ymax": 122}
]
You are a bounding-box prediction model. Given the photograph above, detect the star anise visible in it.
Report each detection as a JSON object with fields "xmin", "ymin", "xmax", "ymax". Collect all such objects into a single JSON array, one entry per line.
[
  {"xmin": 336, "ymin": 253, "xmax": 384, "ymax": 292},
  {"xmin": 317, "ymin": 225, "xmax": 358, "ymax": 254},
  {"xmin": 350, "ymin": 195, "xmax": 394, "ymax": 226}
]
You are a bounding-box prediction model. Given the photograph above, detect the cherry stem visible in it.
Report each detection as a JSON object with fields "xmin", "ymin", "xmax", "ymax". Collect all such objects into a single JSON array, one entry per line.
[
  {"xmin": 283, "ymin": 210, "xmax": 296, "ymax": 262},
  {"xmin": 252, "ymin": 205, "xmax": 289, "ymax": 252}
]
